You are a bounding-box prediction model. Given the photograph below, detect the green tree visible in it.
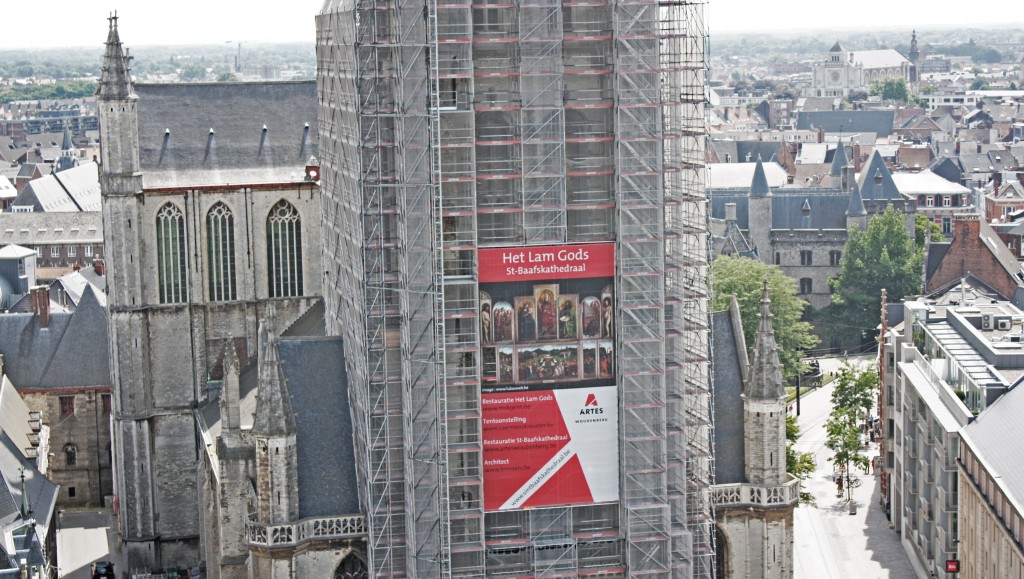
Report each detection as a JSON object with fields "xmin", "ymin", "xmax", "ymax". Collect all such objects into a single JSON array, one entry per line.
[
  {"xmin": 179, "ymin": 64, "xmax": 207, "ymax": 82},
  {"xmin": 786, "ymin": 414, "xmax": 816, "ymax": 505},
  {"xmin": 711, "ymin": 255, "xmax": 819, "ymax": 378},
  {"xmin": 828, "ymin": 206, "xmax": 923, "ymax": 343},
  {"xmin": 216, "ymin": 72, "xmax": 238, "ymax": 82},
  {"xmin": 915, "ymin": 213, "xmax": 944, "ymax": 246},
  {"xmin": 825, "ymin": 406, "xmax": 869, "ymax": 502},
  {"xmin": 870, "ymin": 77, "xmax": 911, "ymax": 103},
  {"xmin": 970, "ymin": 78, "xmax": 990, "ymax": 91},
  {"xmin": 831, "ymin": 363, "xmax": 877, "ymax": 420}
]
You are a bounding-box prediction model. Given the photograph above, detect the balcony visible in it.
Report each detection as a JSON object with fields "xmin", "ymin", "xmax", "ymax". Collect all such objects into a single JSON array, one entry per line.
[
  {"xmin": 246, "ymin": 515, "xmax": 366, "ymax": 548},
  {"xmin": 711, "ymin": 478, "xmax": 800, "ymax": 508}
]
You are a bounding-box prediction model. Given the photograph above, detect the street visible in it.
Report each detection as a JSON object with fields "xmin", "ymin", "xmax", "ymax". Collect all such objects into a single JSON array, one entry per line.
[
  {"xmin": 56, "ymin": 509, "xmax": 125, "ymax": 579},
  {"xmin": 792, "ymin": 356, "xmax": 917, "ymax": 579}
]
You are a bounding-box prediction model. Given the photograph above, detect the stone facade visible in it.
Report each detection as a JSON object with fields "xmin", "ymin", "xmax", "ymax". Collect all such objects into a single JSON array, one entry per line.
[
  {"xmin": 21, "ymin": 389, "xmax": 112, "ymax": 507},
  {"xmin": 98, "ymin": 18, "xmax": 323, "ymax": 572}
]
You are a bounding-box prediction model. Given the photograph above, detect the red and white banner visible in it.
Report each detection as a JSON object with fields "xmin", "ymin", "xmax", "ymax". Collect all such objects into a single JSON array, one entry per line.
[
  {"xmin": 482, "ymin": 386, "xmax": 618, "ymax": 510},
  {"xmin": 479, "ymin": 242, "xmax": 618, "ymax": 511},
  {"xmin": 479, "ymin": 243, "xmax": 615, "ymax": 283}
]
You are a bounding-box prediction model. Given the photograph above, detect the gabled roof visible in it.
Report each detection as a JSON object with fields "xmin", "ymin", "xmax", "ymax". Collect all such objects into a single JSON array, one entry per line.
[
  {"xmin": 830, "ymin": 41, "xmax": 845, "ymax": 53},
  {"xmin": 709, "ymin": 161, "xmax": 788, "ymax": 189},
  {"xmin": 12, "ymin": 162, "xmax": 100, "ymax": 212},
  {"xmin": 0, "ymin": 212, "xmax": 102, "ymax": 246},
  {"xmin": 711, "ymin": 298, "xmax": 748, "ymax": 485},
  {"xmin": 0, "ymin": 286, "xmax": 110, "ymax": 390},
  {"xmin": 857, "ymin": 150, "xmax": 903, "ymax": 202},
  {"xmin": 851, "ymin": 49, "xmax": 909, "ymax": 69},
  {"xmin": 891, "ymin": 170, "xmax": 970, "ymax": 196},
  {"xmin": 989, "ymin": 181, "xmax": 1024, "ymax": 201}
]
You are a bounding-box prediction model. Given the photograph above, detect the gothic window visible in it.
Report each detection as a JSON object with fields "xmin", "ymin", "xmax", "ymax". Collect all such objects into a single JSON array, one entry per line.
[
  {"xmin": 156, "ymin": 203, "xmax": 189, "ymax": 304},
  {"xmin": 206, "ymin": 203, "xmax": 237, "ymax": 301},
  {"xmin": 266, "ymin": 200, "xmax": 304, "ymax": 298},
  {"xmin": 64, "ymin": 443, "xmax": 77, "ymax": 466},
  {"xmin": 334, "ymin": 555, "xmax": 368, "ymax": 579}
]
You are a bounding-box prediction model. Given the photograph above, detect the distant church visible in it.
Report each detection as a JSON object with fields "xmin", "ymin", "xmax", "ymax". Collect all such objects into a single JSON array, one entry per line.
[
  {"xmin": 98, "ymin": 16, "xmax": 366, "ymax": 577},
  {"xmin": 807, "ymin": 33, "xmax": 918, "ymax": 98}
]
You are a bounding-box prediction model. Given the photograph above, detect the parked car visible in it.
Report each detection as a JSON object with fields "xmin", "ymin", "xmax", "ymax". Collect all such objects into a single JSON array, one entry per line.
[{"xmin": 92, "ymin": 561, "xmax": 115, "ymax": 578}]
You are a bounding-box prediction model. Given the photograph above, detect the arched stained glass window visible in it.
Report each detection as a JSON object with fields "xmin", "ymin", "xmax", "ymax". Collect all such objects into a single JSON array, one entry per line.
[
  {"xmin": 156, "ymin": 203, "xmax": 188, "ymax": 303},
  {"xmin": 334, "ymin": 555, "xmax": 368, "ymax": 579},
  {"xmin": 207, "ymin": 202, "xmax": 237, "ymax": 301},
  {"xmin": 267, "ymin": 200, "xmax": 303, "ymax": 298}
]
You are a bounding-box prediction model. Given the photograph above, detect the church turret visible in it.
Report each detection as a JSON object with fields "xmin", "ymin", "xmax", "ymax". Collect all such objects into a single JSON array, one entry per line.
[
  {"xmin": 829, "ymin": 140, "xmax": 849, "ymax": 190},
  {"xmin": 55, "ymin": 122, "xmax": 78, "ymax": 173},
  {"xmin": 846, "ymin": 180, "xmax": 868, "ymax": 231},
  {"xmin": 908, "ymin": 30, "xmax": 920, "ymax": 83},
  {"xmin": 748, "ymin": 156, "xmax": 774, "ymax": 264},
  {"xmin": 253, "ymin": 309, "xmax": 299, "ymax": 524},
  {"xmin": 743, "ymin": 281, "xmax": 787, "ymax": 486},
  {"xmin": 97, "ymin": 14, "xmax": 141, "ymax": 187}
]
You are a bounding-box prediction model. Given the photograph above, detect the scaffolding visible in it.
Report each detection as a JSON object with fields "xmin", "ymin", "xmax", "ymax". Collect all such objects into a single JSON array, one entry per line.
[{"xmin": 317, "ymin": 0, "xmax": 712, "ymax": 575}]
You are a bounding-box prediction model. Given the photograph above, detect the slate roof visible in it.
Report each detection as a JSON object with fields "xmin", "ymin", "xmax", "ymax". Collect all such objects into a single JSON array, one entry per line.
[
  {"xmin": 709, "ymin": 189, "xmax": 851, "ymax": 230},
  {"xmin": 749, "ymin": 157, "xmax": 771, "ymax": 198},
  {"xmin": 277, "ymin": 337, "xmax": 359, "ymax": 518},
  {"xmin": 710, "ymin": 141, "xmax": 783, "ymax": 165},
  {"xmin": 135, "ymin": 81, "xmax": 318, "ymax": 189},
  {"xmin": 926, "ymin": 241, "xmax": 952, "ymax": 281},
  {"xmin": 0, "ymin": 286, "xmax": 110, "ymax": 390},
  {"xmin": 52, "ymin": 266, "xmax": 107, "ymax": 308},
  {"xmin": 857, "ymin": 150, "xmax": 903, "ymax": 202},
  {"xmin": 961, "ymin": 382, "xmax": 1024, "ymax": 515},
  {"xmin": 0, "ymin": 212, "xmax": 102, "ymax": 247},
  {"xmin": 12, "ymin": 162, "xmax": 100, "ymax": 212},
  {"xmin": 0, "ymin": 376, "xmax": 35, "ymax": 462},
  {"xmin": 711, "ymin": 300, "xmax": 746, "ymax": 485},
  {"xmin": 0, "ymin": 429, "xmax": 58, "ymax": 533},
  {"xmin": 202, "ymin": 327, "xmax": 359, "ymax": 518},
  {"xmin": 847, "ymin": 181, "xmax": 866, "ymax": 216},
  {"xmin": 252, "ymin": 315, "xmax": 297, "ymax": 438},
  {"xmin": 796, "ymin": 110, "xmax": 896, "ymax": 137},
  {"xmin": 829, "ymin": 142, "xmax": 849, "ymax": 176},
  {"xmin": 989, "ymin": 181, "xmax": 1024, "ymax": 201}
]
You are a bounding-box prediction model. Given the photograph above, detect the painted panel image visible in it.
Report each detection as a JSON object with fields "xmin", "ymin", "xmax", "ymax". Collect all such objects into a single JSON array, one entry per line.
[{"xmin": 478, "ymin": 243, "xmax": 618, "ymax": 511}]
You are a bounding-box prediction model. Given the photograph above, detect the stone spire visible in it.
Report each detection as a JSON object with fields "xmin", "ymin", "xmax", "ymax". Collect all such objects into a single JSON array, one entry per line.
[
  {"xmin": 748, "ymin": 155, "xmax": 772, "ymax": 198},
  {"xmin": 98, "ymin": 14, "xmax": 134, "ymax": 100},
  {"xmin": 746, "ymin": 280, "xmax": 785, "ymax": 400},
  {"xmin": 909, "ymin": 30, "xmax": 920, "ymax": 62},
  {"xmin": 252, "ymin": 309, "xmax": 296, "ymax": 437}
]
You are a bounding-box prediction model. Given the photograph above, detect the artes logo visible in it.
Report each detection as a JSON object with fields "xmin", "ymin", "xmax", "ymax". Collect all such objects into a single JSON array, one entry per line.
[{"xmin": 580, "ymin": 393, "xmax": 604, "ymax": 415}]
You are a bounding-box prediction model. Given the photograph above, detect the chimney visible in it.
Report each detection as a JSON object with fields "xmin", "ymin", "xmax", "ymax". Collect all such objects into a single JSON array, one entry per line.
[
  {"xmin": 92, "ymin": 259, "xmax": 104, "ymax": 276},
  {"xmin": 817, "ymin": 127, "xmax": 825, "ymax": 143},
  {"xmin": 995, "ymin": 172, "xmax": 1002, "ymax": 195},
  {"xmin": 31, "ymin": 286, "xmax": 49, "ymax": 329},
  {"xmin": 725, "ymin": 203, "xmax": 737, "ymax": 223}
]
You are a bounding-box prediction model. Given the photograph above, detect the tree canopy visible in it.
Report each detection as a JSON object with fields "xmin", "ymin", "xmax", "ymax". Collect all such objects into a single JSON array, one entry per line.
[
  {"xmin": 870, "ymin": 77, "xmax": 911, "ymax": 103},
  {"xmin": 828, "ymin": 206, "xmax": 922, "ymax": 343},
  {"xmin": 711, "ymin": 255, "xmax": 819, "ymax": 378},
  {"xmin": 825, "ymin": 364, "xmax": 876, "ymax": 501},
  {"xmin": 915, "ymin": 213, "xmax": 944, "ymax": 247}
]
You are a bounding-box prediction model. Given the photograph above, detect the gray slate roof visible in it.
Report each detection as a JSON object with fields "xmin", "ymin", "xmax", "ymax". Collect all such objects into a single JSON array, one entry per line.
[
  {"xmin": 961, "ymin": 382, "xmax": 1024, "ymax": 513},
  {"xmin": 858, "ymin": 150, "xmax": 903, "ymax": 202},
  {"xmin": 709, "ymin": 189, "xmax": 851, "ymax": 231},
  {"xmin": 0, "ymin": 211, "xmax": 102, "ymax": 247},
  {"xmin": 277, "ymin": 337, "xmax": 360, "ymax": 518},
  {"xmin": 796, "ymin": 110, "xmax": 896, "ymax": 137},
  {"xmin": 0, "ymin": 429, "xmax": 58, "ymax": 531},
  {"xmin": 711, "ymin": 301, "xmax": 747, "ymax": 485},
  {"xmin": 135, "ymin": 81, "xmax": 318, "ymax": 188},
  {"xmin": 0, "ymin": 285, "xmax": 110, "ymax": 390}
]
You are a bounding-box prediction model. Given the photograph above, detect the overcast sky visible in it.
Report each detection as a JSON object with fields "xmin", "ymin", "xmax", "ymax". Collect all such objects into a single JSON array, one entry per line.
[{"xmin": 0, "ymin": 0, "xmax": 1018, "ymax": 49}]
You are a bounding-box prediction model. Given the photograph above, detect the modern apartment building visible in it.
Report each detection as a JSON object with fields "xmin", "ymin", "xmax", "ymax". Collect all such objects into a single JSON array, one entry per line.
[{"xmin": 316, "ymin": 0, "xmax": 714, "ymax": 576}]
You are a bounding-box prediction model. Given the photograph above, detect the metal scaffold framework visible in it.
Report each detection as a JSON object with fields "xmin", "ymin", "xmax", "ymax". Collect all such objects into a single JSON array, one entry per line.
[{"xmin": 317, "ymin": 0, "xmax": 711, "ymax": 575}]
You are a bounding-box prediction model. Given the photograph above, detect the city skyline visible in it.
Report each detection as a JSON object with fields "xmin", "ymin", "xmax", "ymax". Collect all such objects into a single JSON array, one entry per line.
[{"xmin": 0, "ymin": 0, "xmax": 1020, "ymax": 49}]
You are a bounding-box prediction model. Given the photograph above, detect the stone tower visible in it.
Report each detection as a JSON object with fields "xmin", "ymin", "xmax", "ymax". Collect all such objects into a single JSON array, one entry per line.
[
  {"xmin": 748, "ymin": 156, "xmax": 774, "ymax": 264},
  {"xmin": 908, "ymin": 30, "xmax": 920, "ymax": 83},
  {"xmin": 252, "ymin": 311, "xmax": 298, "ymax": 525},
  {"xmin": 98, "ymin": 15, "xmax": 169, "ymax": 571},
  {"xmin": 846, "ymin": 180, "xmax": 868, "ymax": 231},
  {"xmin": 744, "ymin": 281, "xmax": 788, "ymax": 487}
]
